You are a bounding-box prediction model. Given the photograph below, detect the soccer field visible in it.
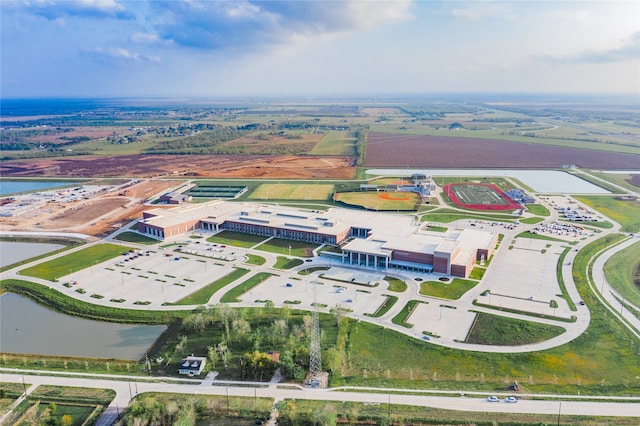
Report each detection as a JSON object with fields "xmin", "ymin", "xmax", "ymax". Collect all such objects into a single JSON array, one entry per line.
[{"xmin": 248, "ymin": 183, "xmax": 334, "ymax": 200}]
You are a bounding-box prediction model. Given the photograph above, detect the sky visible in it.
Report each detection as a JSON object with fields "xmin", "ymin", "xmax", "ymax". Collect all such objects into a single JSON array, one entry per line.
[{"xmin": 1, "ymin": 0, "xmax": 639, "ymax": 98}]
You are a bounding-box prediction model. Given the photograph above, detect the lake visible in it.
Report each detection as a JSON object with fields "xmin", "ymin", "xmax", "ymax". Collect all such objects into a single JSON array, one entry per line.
[
  {"xmin": 0, "ymin": 293, "xmax": 166, "ymax": 360},
  {"xmin": 365, "ymin": 169, "xmax": 611, "ymax": 194}
]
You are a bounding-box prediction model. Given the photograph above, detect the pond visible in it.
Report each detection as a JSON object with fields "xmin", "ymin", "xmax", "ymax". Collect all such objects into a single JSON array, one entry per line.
[
  {"xmin": 0, "ymin": 241, "xmax": 66, "ymax": 268},
  {"xmin": 365, "ymin": 168, "xmax": 610, "ymax": 194},
  {"xmin": 0, "ymin": 293, "xmax": 166, "ymax": 360}
]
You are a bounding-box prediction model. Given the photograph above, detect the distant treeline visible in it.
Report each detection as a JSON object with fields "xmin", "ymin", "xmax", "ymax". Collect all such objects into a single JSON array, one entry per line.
[{"xmin": 144, "ymin": 127, "xmax": 248, "ymax": 154}]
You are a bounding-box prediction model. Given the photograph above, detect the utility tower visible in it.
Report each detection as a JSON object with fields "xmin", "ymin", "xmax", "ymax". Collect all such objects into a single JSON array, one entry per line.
[{"xmin": 309, "ymin": 280, "xmax": 322, "ymax": 381}]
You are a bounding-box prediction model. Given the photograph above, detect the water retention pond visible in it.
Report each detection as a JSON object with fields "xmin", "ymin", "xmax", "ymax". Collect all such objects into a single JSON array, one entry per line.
[{"xmin": 0, "ymin": 293, "xmax": 166, "ymax": 360}]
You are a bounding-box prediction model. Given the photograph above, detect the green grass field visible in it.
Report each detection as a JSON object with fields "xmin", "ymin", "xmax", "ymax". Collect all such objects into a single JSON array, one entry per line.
[
  {"xmin": 420, "ymin": 208, "xmax": 516, "ymax": 223},
  {"xmin": 273, "ymin": 256, "xmax": 304, "ymax": 269},
  {"xmin": 113, "ymin": 231, "xmax": 158, "ymax": 245},
  {"xmin": 419, "ymin": 278, "xmax": 479, "ymax": 300},
  {"xmin": 220, "ymin": 272, "xmax": 275, "ymax": 303},
  {"xmin": 19, "ymin": 243, "xmax": 130, "ymax": 281},
  {"xmin": 248, "ymin": 183, "xmax": 334, "ymax": 200},
  {"xmin": 335, "ymin": 191, "xmax": 420, "ymax": 211},
  {"xmin": 254, "ymin": 238, "xmax": 318, "ymax": 257},
  {"xmin": 207, "ymin": 231, "xmax": 267, "ymax": 248},
  {"xmin": 466, "ymin": 312, "xmax": 565, "ymax": 345},
  {"xmin": 604, "ymin": 240, "xmax": 640, "ymax": 308},
  {"xmin": 309, "ymin": 130, "xmax": 357, "ymax": 155},
  {"xmin": 574, "ymin": 196, "xmax": 640, "ymax": 233},
  {"xmin": 525, "ymin": 203, "xmax": 551, "ymax": 216},
  {"xmin": 386, "ymin": 277, "xmax": 407, "ymax": 292}
]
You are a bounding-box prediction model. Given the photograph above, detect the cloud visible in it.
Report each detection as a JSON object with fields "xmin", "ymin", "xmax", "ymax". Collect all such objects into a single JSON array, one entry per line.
[
  {"xmin": 538, "ymin": 31, "xmax": 640, "ymax": 63},
  {"xmin": 16, "ymin": 0, "xmax": 133, "ymax": 20},
  {"xmin": 449, "ymin": 2, "xmax": 517, "ymax": 22},
  {"xmin": 148, "ymin": 0, "xmax": 413, "ymax": 51},
  {"xmin": 81, "ymin": 47, "xmax": 160, "ymax": 63},
  {"xmin": 130, "ymin": 32, "xmax": 166, "ymax": 45}
]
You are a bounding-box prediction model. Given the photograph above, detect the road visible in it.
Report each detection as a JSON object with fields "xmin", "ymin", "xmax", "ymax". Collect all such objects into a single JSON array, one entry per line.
[{"xmin": 1, "ymin": 370, "xmax": 639, "ymax": 425}]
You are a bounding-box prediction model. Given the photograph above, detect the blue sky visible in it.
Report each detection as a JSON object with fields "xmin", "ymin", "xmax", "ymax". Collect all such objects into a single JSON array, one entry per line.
[{"xmin": 1, "ymin": 0, "xmax": 638, "ymax": 98}]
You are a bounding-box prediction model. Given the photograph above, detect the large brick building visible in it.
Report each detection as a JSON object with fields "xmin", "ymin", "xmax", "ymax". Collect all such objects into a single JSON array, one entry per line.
[{"xmin": 137, "ymin": 201, "xmax": 497, "ymax": 278}]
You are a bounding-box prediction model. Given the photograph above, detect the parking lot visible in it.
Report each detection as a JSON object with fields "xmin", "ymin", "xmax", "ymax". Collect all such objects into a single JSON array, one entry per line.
[
  {"xmin": 63, "ymin": 245, "xmax": 237, "ymax": 306},
  {"xmin": 479, "ymin": 238, "xmax": 574, "ymax": 319}
]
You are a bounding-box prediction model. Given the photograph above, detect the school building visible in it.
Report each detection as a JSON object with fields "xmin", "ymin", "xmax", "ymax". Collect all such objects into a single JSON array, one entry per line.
[{"xmin": 137, "ymin": 201, "xmax": 497, "ymax": 278}]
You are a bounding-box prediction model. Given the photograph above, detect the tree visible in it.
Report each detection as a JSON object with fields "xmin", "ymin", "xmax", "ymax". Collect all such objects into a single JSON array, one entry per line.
[
  {"xmin": 231, "ymin": 318, "xmax": 251, "ymax": 343},
  {"xmin": 279, "ymin": 350, "xmax": 305, "ymax": 382},
  {"xmin": 242, "ymin": 351, "xmax": 278, "ymax": 381},
  {"xmin": 60, "ymin": 415, "xmax": 73, "ymax": 426},
  {"xmin": 174, "ymin": 335, "xmax": 188, "ymax": 360},
  {"xmin": 270, "ymin": 319, "xmax": 289, "ymax": 345},
  {"xmin": 183, "ymin": 313, "xmax": 207, "ymax": 334},
  {"xmin": 330, "ymin": 304, "xmax": 349, "ymax": 327},
  {"xmin": 214, "ymin": 303, "xmax": 237, "ymax": 344},
  {"xmin": 217, "ymin": 341, "xmax": 231, "ymax": 368},
  {"xmin": 323, "ymin": 347, "xmax": 341, "ymax": 374},
  {"xmin": 207, "ymin": 346, "xmax": 219, "ymax": 371}
]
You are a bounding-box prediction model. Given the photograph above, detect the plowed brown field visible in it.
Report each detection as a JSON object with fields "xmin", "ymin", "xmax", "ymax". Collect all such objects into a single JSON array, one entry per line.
[
  {"xmin": 0, "ymin": 154, "xmax": 357, "ymax": 179},
  {"xmin": 364, "ymin": 133, "xmax": 639, "ymax": 169}
]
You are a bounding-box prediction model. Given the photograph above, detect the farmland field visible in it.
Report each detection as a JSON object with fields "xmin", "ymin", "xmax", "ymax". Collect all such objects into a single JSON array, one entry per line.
[
  {"xmin": 334, "ymin": 191, "xmax": 421, "ymax": 211},
  {"xmin": 310, "ymin": 131, "xmax": 357, "ymax": 155},
  {"xmin": 364, "ymin": 133, "xmax": 640, "ymax": 169},
  {"xmin": 248, "ymin": 183, "xmax": 334, "ymax": 200}
]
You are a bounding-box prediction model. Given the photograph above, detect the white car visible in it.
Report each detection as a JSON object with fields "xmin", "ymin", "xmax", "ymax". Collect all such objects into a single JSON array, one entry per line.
[
  {"xmin": 487, "ymin": 396, "xmax": 499, "ymax": 402},
  {"xmin": 505, "ymin": 396, "xmax": 518, "ymax": 403}
]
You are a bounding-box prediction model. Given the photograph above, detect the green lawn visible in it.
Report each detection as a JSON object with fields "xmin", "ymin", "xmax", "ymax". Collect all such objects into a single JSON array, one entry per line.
[
  {"xmin": 391, "ymin": 300, "xmax": 423, "ymax": 328},
  {"xmin": 245, "ymin": 254, "xmax": 266, "ymax": 266},
  {"xmin": 419, "ymin": 278, "xmax": 479, "ymax": 300},
  {"xmin": 366, "ymin": 294, "xmax": 398, "ymax": 318},
  {"xmin": 171, "ymin": 268, "xmax": 250, "ymax": 306},
  {"xmin": 515, "ymin": 231, "xmax": 567, "ymax": 242},
  {"xmin": 466, "ymin": 312, "xmax": 565, "ymax": 345},
  {"xmin": 273, "ymin": 256, "xmax": 304, "ymax": 269},
  {"xmin": 220, "ymin": 272, "xmax": 275, "ymax": 303},
  {"xmin": 519, "ymin": 216, "xmax": 544, "ymax": 224},
  {"xmin": 525, "ymin": 203, "xmax": 551, "ymax": 216},
  {"xmin": 468, "ymin": 267, "xmax": 486, "ymax": 280},
  {"xmin": 420, "ymin": 209, "xmax": 515, "ymax": 223},
  {"xmin": 19, "ymin": 243, "xmax": 130, "ymax": 281},
  {"xmin": 248, "ymin": 183, "xmax": 334, "ymax": 201},
  {"xmin": 604, "ymin": 240, "xmax": 640, "ymax": 308},
  {"xmin": 386, "ymin": 276, "xmax": 407, "ymax": 292},
  {"xmin": 113, "ymin": 231, "xmax": 159, "ymax": 245},
  {"xmin": 207, "ymin": 231, "xmax": 267, "ymax": 248},
  {"xmin": 254, "ymin": 238, "xmax": 318, "ymax": 257}
]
